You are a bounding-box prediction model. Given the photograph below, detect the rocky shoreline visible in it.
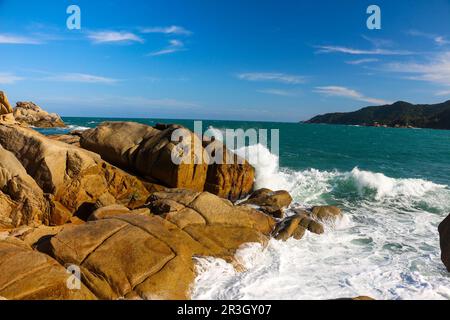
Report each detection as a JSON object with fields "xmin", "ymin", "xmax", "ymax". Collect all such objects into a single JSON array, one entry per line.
[{"xmin": 0, "ymin": 90, "xmax": 449, "ymax": 300}]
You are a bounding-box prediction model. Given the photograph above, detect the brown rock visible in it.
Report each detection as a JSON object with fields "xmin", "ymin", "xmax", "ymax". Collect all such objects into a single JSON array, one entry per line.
[
  {"xmin": 47, "ymin": 133, "xmax": 81, "ymax": 146},
  {"xmin": 311, "ymin": 206, "xmax": 343, "ymax": 221},
  {"xmin": 13, "ymin": 101, "xmax": 65, "ymax": 128},
  {"xmin": 88, "ymin": 205, "xmax": 150, "ymax": 221},
  {"xmin": 241, "ymin": 189, "xmax": 293, "ymax": 218},
  {"xmin": 47, "ymin": 190, "xmax": 275, "ymax": 300},
  {"xmin": 274, "ymin": 211, "xmax": 324, "ymax": 241},
  {"xmin": 0, "ymin": 91, "xmax": 13, "ymax": 115},
  {"xmin": 80, "ymin": 122, "xmax": 208, "ymax": 192},
  {"xmin": 148, "ymin": 189, "xmax": 276, "ymax": 234},
  {"xmin": 0, "ymin": 237, "xmax": 96, "ymax": 300},
  {"xmin": 0, "ymin": 145, "xmax": 49, "ymax": 227},
  {"xmin": 439, "ymin": 214, "xmax": 450, "ymax": 272},
  {"xmin": 203, "ymin": 139, "xmax": 255, "ymax": 200},
  {"xmin": 0, "ymin": 124, "xmax": 150, "ymax": 224}
]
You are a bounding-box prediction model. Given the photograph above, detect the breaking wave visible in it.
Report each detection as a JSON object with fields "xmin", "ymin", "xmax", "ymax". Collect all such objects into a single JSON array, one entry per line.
[{"xmin": 192, "ymin": 143, "xmax": 450, "ymax": 300}]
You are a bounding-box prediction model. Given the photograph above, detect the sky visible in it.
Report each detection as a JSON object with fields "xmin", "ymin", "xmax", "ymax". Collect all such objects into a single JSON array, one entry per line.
[{"xmin": 1, "ymin": 0, "xmax": 450, "ymax": 122}]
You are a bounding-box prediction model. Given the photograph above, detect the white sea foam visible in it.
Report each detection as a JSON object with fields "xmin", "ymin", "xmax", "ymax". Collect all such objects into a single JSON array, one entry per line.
[
  {"xmin": 192, "ymin": 143, "xmax": 450, "ymax": 300},
  {"xmin": 67, "ymin": 125, "xmax": 90, "ymax": 131}
]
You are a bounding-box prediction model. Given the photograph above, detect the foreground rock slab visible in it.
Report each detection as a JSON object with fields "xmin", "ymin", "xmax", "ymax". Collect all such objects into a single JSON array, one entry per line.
[
  {"xmin": 47, "ymin": 189, "xmax": 275, "ymax": 299},
  {"xmin": 0, "ymin": 237, "xmax": 95, "ymax": 300}
]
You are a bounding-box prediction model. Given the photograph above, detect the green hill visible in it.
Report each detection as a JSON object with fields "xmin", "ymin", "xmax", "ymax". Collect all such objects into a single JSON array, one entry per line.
[{"xmin": 306, "ymin": 100, "xmax": 450, "ymax": 129}]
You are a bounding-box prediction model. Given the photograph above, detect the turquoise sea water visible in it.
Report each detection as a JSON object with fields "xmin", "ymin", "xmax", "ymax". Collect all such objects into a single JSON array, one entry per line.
[{"xmin": 40, "ymin": 117, "xmax": 450, "ymax": 300}]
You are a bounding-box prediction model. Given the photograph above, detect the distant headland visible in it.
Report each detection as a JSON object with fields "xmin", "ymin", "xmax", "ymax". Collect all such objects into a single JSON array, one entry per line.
[{"xmin": 305, "ymin": 100, "xmax": 450, "ymax": 130}]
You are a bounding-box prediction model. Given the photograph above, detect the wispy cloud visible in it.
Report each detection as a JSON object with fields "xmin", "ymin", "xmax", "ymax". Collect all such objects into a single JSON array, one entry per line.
[
  {"xmin": 140, "ymin": 25, "xmax": 192, "ymax": 36},
  {"xmin": 39, "ymin": 95, "xmax": 199, "ymax": 109},
  {"xmin": 361, "ymin": 35, "xmax": 395, "ymax": 48},
  {"xmin": 346, "ymin": 58, "xmax": 379, "ymax": 65},
  {"xmin": 237, "ymin": 72, "xmax": 306, "ymax": 84},
  {"xmin": 88, "ymin": 31, "xmax": 144, "ymax": 44},
  {"xmin": 315, "ymin": 86, "xmax": 391, "ymax": 105},
  {"xmin": 257, "ymin": 88, "xmax": 298, "ymax": 96},
  {"xmin": 0, "ymin": 34, "xmax": 41, "ymax": 45},
  {"xmin": 435, "ymin": 90, "xmax": 450, "ymax": 97},
  {"xmin": 0, "ymin": 73, "xmax": 24, "ymax": 84},
  {"xmin": 42, "ymin": 73, "xmax": 119, "ymax": 84},
  {"xmin": 407, "ymin": 30, "xmax": 450, "ymax": 46},
  {"xmin": 384, "ymin": 52, "xmax": 450, "ymax": 86},
  {"xmin": 315, "ymin": 45, "xmax": 412, "ymax": 56},
  {"xmin": 148, "ymin": 39, "xmax": 185, "ymax": 56}
]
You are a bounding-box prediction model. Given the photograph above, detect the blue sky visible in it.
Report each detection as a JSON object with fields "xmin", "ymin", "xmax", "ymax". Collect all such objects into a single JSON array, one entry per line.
[{"xmin": 1, "ymin": 0, "xmax": 450, "ymax": 122}]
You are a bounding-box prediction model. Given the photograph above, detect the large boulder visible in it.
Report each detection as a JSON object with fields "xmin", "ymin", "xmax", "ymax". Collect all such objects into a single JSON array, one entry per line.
[
  {"xmin": 0, "ymin": 91, "xmax": 13, "ymax": 115},
  {"xmin": 0, "ymin": 237, "xmax": 95, "ymax": 300},
  {"xmin": 0, "ymin": 124, "xmax": 150, "ymax": 224},
  {"xmin": 439, "ymin": 214, "xmax": 450, "ymax": 272},
  {"xmin": 80, "ymin": 122, "xmax": 208, "ymax": 192},
  {"xmin": 80, "ymin": 122, "xmax": 256, "ymax": 200},
  {"xmin": 0, "ymin": 145, "xmax": 49, "ymax": 227},
  {"xmin": 48, "ymin": 191, "xmax": 275, "ymax": 299},
  {"xmin": 240, "ymin": 188, "xmax": 293, "ymax": 218},
  {"xmin": 13, "ymin": 101, "xmax": 65, "ymax": 128},
  {"xmin": 203, "ymin": 139, "xmax": 255, "ymax": 200}
]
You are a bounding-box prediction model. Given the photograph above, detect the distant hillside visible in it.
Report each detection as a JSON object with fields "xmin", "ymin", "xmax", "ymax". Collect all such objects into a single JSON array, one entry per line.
[{"xmin": 306, "ymin": 100, "xmax": 450, "ymax": 130}]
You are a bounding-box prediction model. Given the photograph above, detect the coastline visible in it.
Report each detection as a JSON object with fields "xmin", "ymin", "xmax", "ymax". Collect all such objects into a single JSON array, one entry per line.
[{"xmin": 1, "ymin": 93, "xmax": 450, "ymax": 300}]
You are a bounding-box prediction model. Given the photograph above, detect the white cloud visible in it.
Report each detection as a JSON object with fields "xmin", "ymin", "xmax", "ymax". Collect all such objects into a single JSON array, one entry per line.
[
  {"xmin": 148, "ymin": 39, "xmax": 185, "ymax": 56},
  {"xmin": 39, "ymin": 95, "xmax": 199, "ymax": 109},
  {"xmin": 88, "ymin": 31, "xmax": 144, "ymax": 44},
  {"xmin": 362, "ymin": 35, "xmax": 395, "ymax": 48},
  {"xmin": 140, "ymin": 25, "xmax": 192, "ymax": 36},
  {"xmin": 408, "ymin": 30, "xmax": 450, "ymax": 46},
  {"xmin": 237, "ymin": 72, "xmax": 306, "ymax": 84},
  {"xmin": 315, "ymin": 86, "xmax": 391, "ymax": 105},
  {"xmin": 257, "ymin": 88, "xmax": 298, "ymax": 96},
  {"xmin": 315, "ymin": 45, "xmax": 412, "ymax": 55},
  {"xmin": 385, "ymin": 52, "xmax": 450, "ymax": 86},
  {"xmin": 42, "ymin": 73, "xmax": 119, "ymax": 84},
  {"xmin": 435, "ymin": 90, "xmax": 450, "ymax": 96},
  {"xmin": 0, "ymin": 73, "xmax": 24, "ymax": 84},
  {"xmin": 346, "ymin": 58, "xmax": 379, "ymax": 65},
  {"xmin": 0, "ymin": 34, "xmax": 41, "ymax": 44}
]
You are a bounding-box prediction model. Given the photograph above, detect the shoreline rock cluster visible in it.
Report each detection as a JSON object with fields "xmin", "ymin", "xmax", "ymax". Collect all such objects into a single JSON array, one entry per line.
[{"xmin": 1, "ymin": 90, "xmax": 448, "ymax": 300}]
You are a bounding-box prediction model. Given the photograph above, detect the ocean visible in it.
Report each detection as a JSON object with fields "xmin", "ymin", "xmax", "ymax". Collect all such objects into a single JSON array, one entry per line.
[{"xmin": 39, "ymin": 117, "xmax": 450, "ymax": 300}]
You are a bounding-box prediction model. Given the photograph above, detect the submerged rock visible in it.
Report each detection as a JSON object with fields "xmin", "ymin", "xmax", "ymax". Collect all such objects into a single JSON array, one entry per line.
[
  {"xmin": 13, "ymin": 101, "xmax": 65, "ymax": 128},
  {"xmin": 439, "ymin": 214, "xmax": 450, "ymax": 272},
  {"xmin": 274, "ymin": 210, "xmax": 325, "ymax": 241},
  {"xmin": 241, "ymin": 188, "xmax": 293, "ymax": 218},
  {"xmin": 311, "ymin": 206, "xmax": 342, "ymax": 222}
]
